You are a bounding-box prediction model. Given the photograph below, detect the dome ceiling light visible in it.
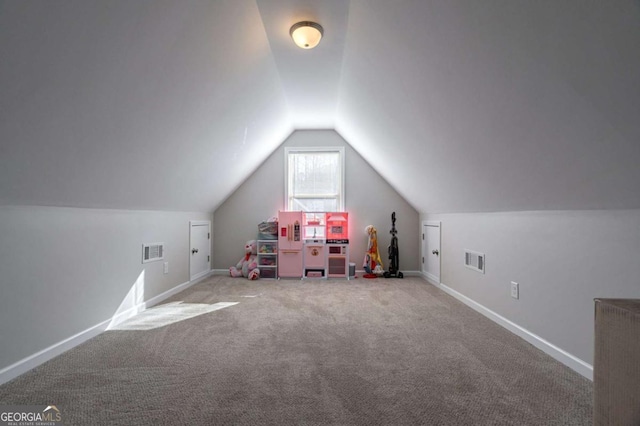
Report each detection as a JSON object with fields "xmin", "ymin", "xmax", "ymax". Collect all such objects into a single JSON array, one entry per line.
[{"xmin": 290, "ymin": 21, "xmax": 323, "ymax": 49}]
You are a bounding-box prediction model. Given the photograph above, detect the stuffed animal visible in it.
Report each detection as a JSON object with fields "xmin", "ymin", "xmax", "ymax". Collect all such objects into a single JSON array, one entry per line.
[
  {"xmin": 363, "ymin": 225, "xmax": 384, "ymax": 276},
  {"xmin": 230, "ymin": 240, "xmax": 260, "ymax": 280}
]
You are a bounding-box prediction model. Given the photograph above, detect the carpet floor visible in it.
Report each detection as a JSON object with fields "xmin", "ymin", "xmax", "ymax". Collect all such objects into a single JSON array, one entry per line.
[{"xmin": 0, "ymin": 276, "xmax": 592, "ymax": 425}]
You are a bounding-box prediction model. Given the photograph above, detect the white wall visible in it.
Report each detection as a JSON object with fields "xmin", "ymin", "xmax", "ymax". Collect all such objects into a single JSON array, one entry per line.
[
  {"xmin": 214, "ymin": 130, "xmax": 419, "ymax": 272},
  {"xmin": 0, "ymin": 205, "xmax": 212, "ymax": 378},
  {"xmin": 422, "ymin": 209, "xmax": 640, "ymax": 369}
]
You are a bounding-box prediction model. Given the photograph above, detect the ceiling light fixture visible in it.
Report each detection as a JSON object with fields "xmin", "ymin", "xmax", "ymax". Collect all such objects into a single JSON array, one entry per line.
[{"xmin": 289, "ymin": 21, "xmax": 323, "ymax": 49}]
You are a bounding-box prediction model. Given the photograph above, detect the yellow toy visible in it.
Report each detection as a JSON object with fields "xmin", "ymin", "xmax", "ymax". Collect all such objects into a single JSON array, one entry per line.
[{"xmin": 363, "ymin": 225, "xmax": 384, "ymax": 276}]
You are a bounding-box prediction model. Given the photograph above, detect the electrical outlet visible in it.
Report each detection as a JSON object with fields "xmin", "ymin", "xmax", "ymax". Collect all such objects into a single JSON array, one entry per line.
[
  {"xmin": 164, "ymin": 262, "xmax": 169, "ymax": 274},
  {"xmin": 510, "ymin": 281, "xmax": 519, "ymax": 299}
]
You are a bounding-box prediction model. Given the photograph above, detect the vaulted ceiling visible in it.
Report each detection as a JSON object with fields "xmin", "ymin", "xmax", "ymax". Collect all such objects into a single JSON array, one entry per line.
[{"xmin": 1, "ymin": 0, "xmax": 638, "ymax": 213}]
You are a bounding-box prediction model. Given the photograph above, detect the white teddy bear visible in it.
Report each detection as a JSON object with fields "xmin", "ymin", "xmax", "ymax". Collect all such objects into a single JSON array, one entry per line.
[{"xmin": 229, "ymin": 240, "xmax": 260, "ymax": 280}]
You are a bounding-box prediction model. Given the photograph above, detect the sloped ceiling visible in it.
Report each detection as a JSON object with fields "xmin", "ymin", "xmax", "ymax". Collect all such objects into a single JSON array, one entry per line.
[
  {"xmin": 0, "ymin": 0, "xmax": 291, "ymax": 211},
  {"xmin": 337, "ymin": 0, "xmax": 640, "ymax": 213},
  {"xmin": 0, "ymin": 0, "xmax": 638, "ymax": 213}
]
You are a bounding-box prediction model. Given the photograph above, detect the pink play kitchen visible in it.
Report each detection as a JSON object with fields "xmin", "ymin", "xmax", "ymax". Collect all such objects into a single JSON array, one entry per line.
[{"xmin": 277, "ymin": 211, "xmax": 349, "ymax": 279}]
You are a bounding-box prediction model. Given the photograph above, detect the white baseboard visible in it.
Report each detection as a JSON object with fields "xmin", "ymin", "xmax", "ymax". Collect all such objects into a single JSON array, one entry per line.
[
  {"xmin": 190, "ymin": 268, "xmax": 211, "ymax": 281},
  {"xmin": 0, "ymin": 270, "xmax": 214, "ymax": 386},
  {"xmin": 214, "ymin": 269, "xmax": 422, "ymax": 278},
  {"xmin": 423, "ymin": 271, "xmax": 439, "ymax": 284},
  {"xmin": 145, "ymin": 270, "xmax": 213, "ymax": 309},
  {"xmin": 213, "ymin": 269, "xmax": 423, "ymax": 278},
  {"xmin": 0, "ymin": 317, "xmax": 111, "ymax": 386},
  {"xmin": 400, "ymin": 270, "xmax": 422, "ymax": 277},
  {"xmin": 354, "ymin": 269, "xmax": 422, "ymax": 277},
  {"xmin": 422, "ymin": 273, "xmax": 593, "ymax": 380},
  {"xmin": 106, "ymin": 269, "xmax": 214, "ymax": 330}
]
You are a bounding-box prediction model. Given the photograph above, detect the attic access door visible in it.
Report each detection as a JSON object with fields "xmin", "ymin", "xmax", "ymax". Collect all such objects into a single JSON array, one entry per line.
[
  {"xmin": 422, "ymin": 221, "xmax": 440, "ymax": 284},
  {"xmin": 190, "ymin": 221, "xmax": 211, "ymax": 281}
]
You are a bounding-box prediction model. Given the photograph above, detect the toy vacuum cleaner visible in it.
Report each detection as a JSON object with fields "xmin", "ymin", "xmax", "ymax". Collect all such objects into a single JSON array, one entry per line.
[{"xmin": 384, "ymin": 212, "xmax": 403, "ymax": 278}]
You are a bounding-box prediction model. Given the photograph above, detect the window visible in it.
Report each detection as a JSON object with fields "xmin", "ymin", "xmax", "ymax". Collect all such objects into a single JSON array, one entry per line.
[{"xmin": 285, "ymin": 147, "xmax": 345, "ymax": 211}]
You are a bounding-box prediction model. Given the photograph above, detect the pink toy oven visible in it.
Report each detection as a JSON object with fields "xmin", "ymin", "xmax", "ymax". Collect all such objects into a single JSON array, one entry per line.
[
  {"xmin": 327, "ymin": 243, "xmax": 349, "ymax": 278},
  {"xmin": 326, "ymin": 212, "xmax": 349, "ymax": 278}
]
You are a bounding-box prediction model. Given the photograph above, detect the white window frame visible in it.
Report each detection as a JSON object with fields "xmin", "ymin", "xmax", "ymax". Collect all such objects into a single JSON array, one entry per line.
[{"xmin": 284, "ymin": 146, "xmax": 345, "ymax": 211}]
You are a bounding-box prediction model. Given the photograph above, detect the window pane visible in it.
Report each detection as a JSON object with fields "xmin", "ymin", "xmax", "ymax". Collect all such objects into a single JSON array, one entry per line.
[
  {"xmin": 291, "ymin": 152, "xmax": 339, "ymax": 196},
  {"xmin": 286, "ymin": 148, "xmax": 344, "ymax": 211},
  {"xmin": 292, "ymin": 198, "xmax": 338, "ymax": 212}
]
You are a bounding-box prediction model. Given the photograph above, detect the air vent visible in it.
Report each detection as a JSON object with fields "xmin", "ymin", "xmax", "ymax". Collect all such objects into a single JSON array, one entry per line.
[
  {"xmin": 464, "ymin": 249, "xmax": 485, "ymax": 273},
  {"xmin": 142, "ymin": 243, "xmax": 164, "ymax": 264}
]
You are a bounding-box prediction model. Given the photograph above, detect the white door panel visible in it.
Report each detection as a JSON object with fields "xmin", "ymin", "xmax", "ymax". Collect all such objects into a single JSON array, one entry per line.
[
  {"xmin": 190, "ymin": 221, "xmax": 210, "ymax": 281},
  {"xmin": 422, "ymin": 222, "xmax": 440, "ymax": 284}
]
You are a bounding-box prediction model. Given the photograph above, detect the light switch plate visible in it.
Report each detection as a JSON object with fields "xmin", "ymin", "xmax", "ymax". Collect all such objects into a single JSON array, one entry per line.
[{"xmin": 511, "ymin": 281, "xmax": 519, "ymax": 299}]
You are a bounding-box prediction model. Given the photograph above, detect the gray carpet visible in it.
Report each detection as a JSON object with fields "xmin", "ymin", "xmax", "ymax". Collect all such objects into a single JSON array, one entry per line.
[{"xmin": 0, "ymin": 276, "xmax": 592, "ymax": 425}]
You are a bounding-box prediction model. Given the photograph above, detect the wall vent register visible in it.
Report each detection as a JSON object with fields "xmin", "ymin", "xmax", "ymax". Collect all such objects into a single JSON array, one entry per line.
[
  {"xmin": 142, "ymin": 243, "xmax": 165, "ymax": 263},
  {"xmin": 464, "ymin": 249, "xmax": 485, "ymax": 273}
]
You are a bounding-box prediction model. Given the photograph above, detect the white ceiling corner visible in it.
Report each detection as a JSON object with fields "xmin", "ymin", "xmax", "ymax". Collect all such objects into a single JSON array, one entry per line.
[{"xmin": 256, "ymin": 0, "xmax": 350, "ymax": 130}]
